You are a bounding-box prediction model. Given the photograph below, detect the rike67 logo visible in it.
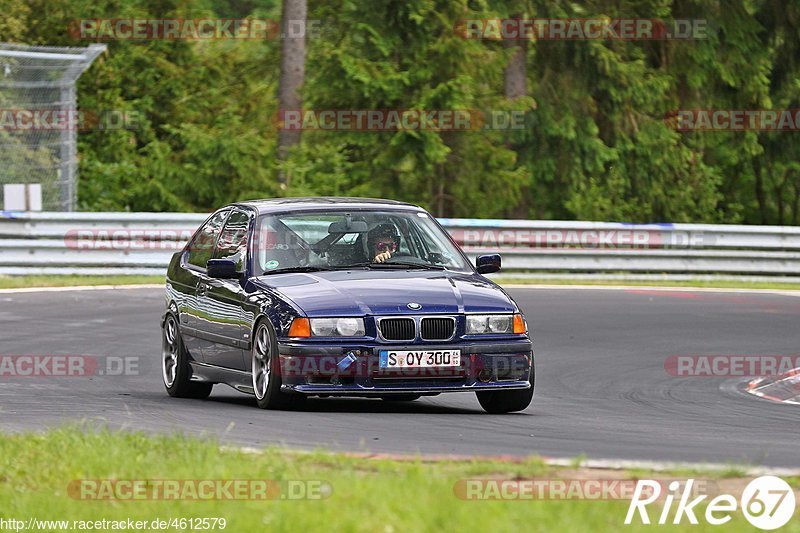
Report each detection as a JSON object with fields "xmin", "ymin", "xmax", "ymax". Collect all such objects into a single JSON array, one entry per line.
[{"xmin": 626, "ymin": 476, "xmax": 796, "ymax": 530}]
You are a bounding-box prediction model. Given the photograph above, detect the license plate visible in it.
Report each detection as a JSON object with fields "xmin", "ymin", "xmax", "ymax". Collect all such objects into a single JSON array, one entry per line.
[{"xmin": 379, "ymin": 350, "xmax": 461, "ymax": 368}]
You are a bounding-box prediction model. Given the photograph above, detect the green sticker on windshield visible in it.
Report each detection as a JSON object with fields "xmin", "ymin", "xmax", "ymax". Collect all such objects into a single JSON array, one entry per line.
[{"xmin": 265, "ymin": 260, "xmax": 279, "ymax": 269}]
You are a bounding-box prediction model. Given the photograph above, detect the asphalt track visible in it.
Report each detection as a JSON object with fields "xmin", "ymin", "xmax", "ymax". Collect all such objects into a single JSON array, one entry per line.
[{"xmin": 1, "ymin": 286, "xmax": 799, "ymax": 467}]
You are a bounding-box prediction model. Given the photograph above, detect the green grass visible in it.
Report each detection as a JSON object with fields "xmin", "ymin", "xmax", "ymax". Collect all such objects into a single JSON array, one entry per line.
[
  {"xmin": 0, "ymin": 275, "xmax": 163, "ymax": 289},
  {"xmin": 0, "ymin": 427, "xmax": 794, "ymax": 532},
  {"xmin": 493, "ymin": 277, "xmax": 800, "ymax": 291}
]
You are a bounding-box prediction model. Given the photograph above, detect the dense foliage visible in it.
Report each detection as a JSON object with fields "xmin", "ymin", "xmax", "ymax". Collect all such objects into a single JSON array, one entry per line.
[{"xmin": 2, "ymin": 0, "xmax": 798, "ymax": 223}]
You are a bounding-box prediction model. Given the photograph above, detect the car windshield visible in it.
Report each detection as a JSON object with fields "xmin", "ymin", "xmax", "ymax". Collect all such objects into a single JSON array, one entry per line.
[{"xmin": 253, "ymin": 210, "xmax": 472, "ymax": 275}]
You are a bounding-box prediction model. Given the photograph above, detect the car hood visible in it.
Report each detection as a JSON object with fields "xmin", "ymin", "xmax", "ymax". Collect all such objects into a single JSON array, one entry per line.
[{"xmin": 251, "ymin": 269, "xmax": 515, "ymax": 316}]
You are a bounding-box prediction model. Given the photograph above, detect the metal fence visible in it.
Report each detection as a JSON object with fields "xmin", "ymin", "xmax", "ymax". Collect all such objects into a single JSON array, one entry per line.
[
  {"xmin": 1, "ymin": 211, "xmax": 800, "ymax": 279},
  {"xmin": 0, "ymin": 43, "xmax": 106, "ymax": 211}
]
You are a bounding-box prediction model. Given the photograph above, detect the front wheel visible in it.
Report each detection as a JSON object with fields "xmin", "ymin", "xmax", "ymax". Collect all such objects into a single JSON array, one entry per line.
[
  {"xmin": 475, "ymin": 366, "xmax": 534, "ymax": 414},
  {"xmin": 162, "ymin": 313, "xmax": 213, "ymax": 399},
  {"xmin": 252, "ymin": 320, "xmax": 305, "ymax": 410}
]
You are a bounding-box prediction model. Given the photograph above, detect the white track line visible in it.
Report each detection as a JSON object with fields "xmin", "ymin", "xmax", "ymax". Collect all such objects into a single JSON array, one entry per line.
[
  {"xmin": 224, "ymin": 446, "xmax": 800, "ymax": 476},
  {"xmin": 543, "ymin": 457, "xmax": 800, "ymax": 477},
  {"xmin": 0, "ymin": 284, "xmax": 163, "ymax": 294},
  {"xmin": 3, "ymin": 283, "xmax": 800, "ymax": 297},
  {"xmin": 499, "ymin": 284, "xmax": 800, "ymax": 297}
]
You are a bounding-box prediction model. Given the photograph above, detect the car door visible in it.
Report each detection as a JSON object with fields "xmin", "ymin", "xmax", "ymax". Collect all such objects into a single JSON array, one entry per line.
[
  {"xmin": 179, "ymin": 208, "xmax": 230, "ymax": 361},
  {"xmin": 195, "ymin": 208, "xmax": 252, "ymax": 371}
]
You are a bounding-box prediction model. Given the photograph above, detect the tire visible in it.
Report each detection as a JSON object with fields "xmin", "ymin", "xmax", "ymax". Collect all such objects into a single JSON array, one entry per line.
[
  {"xmin": 251, "ymin": 320, "xmax": 305, "ymax": 410},
  {"xmin": 475, "ymin": 366, "xmax": 535, "ymax": 414},
  {"xmin": 380, "ymin": 394, "xmax": 421, "ymax": 402},
  {"xmin": 162, "ymin": 313, "xmax": 213, "ymax": 399}
]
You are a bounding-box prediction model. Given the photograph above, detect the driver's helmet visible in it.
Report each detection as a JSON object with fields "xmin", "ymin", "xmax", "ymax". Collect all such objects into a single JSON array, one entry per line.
[{"xmin": 367, "ymin": 223, "xmax": 401, "ymax": 255}]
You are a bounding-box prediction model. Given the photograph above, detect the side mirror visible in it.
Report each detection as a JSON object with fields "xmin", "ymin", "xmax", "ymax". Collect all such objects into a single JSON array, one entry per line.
[
  {"xmin": 476, "ymin": 254, "xmax": 501, "ymax": 274},
  {"xmin": 207, "ymin": 259, "xmax": 239, "ymax": 279}
]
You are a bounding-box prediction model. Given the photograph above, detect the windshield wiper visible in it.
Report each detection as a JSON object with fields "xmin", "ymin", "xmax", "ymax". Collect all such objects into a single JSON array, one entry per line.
[
  {"xmin": 388, "ymin": 261, "xmax": 446, "ymax": 270},
  {"xmin": 260, "ymin": 265, "xmax": 333, "ymax": 275},
  {"xmin": 346, "ymin": 261, "xmax": 445, "ymax": 270},
  {"xmin": 263, "ymin": 262, "xmax": 446, "ymax": 274}
]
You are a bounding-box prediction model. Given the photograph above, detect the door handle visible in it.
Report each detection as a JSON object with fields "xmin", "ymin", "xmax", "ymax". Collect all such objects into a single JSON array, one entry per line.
[{"xmin": 198, "ymin": 283, "xmax": 208, "ymax": 296}]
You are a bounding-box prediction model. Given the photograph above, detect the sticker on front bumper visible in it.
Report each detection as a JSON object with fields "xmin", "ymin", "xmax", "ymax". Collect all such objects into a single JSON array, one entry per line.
[{"xmin": 379, "ymin": 350, "xmax": 461, "ymax": 368}]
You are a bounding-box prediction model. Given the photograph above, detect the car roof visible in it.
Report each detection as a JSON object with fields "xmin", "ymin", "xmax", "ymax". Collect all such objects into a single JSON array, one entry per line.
[{"xmin": 230, "ymin": 196, "xmax": 425, "ymax": 215}]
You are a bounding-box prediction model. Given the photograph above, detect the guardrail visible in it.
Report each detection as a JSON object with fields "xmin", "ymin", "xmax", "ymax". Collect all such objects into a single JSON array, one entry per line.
[{"xmin": 1, "ymin": 211, "xmax": 800, "ymax": 279}]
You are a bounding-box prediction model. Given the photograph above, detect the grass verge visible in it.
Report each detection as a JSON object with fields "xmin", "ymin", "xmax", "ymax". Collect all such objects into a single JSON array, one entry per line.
[{"xmin": 0, "ymin": 427, "xmax": 796, "ymax": 532}]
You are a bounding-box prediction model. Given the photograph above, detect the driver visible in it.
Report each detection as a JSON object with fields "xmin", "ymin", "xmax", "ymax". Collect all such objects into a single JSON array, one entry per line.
[{"xmin": 367, "ymin": 223, "xmax": 401, "ymax": 263}]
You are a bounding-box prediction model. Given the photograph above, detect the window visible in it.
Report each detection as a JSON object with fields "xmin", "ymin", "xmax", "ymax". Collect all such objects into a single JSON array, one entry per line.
[
  {"xmin": 186, "ymin": 209, "xmax": 229, "ymax": 269},
  {"xmin": 253, "ymin": 210, "xmax": 471, "ymax": 274},
  {"xmin": 213, "ymin": 209, "xmax": 250, "ymax": 272}
]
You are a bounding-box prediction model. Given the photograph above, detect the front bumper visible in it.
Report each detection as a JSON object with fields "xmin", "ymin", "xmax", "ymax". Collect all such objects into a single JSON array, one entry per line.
[{"xmin": 277, "ymin": 339, "xmax": 533, "ymax": 395}]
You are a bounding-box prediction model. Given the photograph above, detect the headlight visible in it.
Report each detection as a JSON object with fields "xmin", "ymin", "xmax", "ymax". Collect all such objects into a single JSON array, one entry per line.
[
  {"xmin": 335, "ymin": 318, "xmax": 363, "ymax": 336},
  {"xmin": 466, "ymin": 314, "xmax": 526, "ymax": 334},
  {"xmin": 309, "ymin": 318, "xmax": 365, "ymax": 337},
  {"xmin": 488, "ymin": 315, "xmax": 511, "ymax": 333}
]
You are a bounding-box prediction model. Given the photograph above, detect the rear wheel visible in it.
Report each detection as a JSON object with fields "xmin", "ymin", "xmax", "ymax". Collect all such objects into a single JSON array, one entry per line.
[
  {"xmin": 162, "ymin": 314, "xmax": 213, "ymax": 399},
  {"xmin": 252, "ymin": 320, "xmax": 305, "ymax": 410},
  {"xmin": 475, "ymin": 366, "xmax": 534, "ymax": 414}
]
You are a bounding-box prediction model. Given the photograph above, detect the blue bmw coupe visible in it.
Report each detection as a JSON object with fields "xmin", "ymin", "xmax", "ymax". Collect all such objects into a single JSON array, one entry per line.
[{"xmin": 162, "ymin": 197, "xmax": 534, "ymax": 413}]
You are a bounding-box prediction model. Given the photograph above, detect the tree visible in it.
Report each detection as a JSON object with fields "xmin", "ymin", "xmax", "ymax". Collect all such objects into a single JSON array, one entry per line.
[
  {"xmin": 2, "ymin": 0, "xmax": 799, "ymax": 225},
  {"xmin": 276, "ymin": 0, "xmax": 307, "ymax": 189}
]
